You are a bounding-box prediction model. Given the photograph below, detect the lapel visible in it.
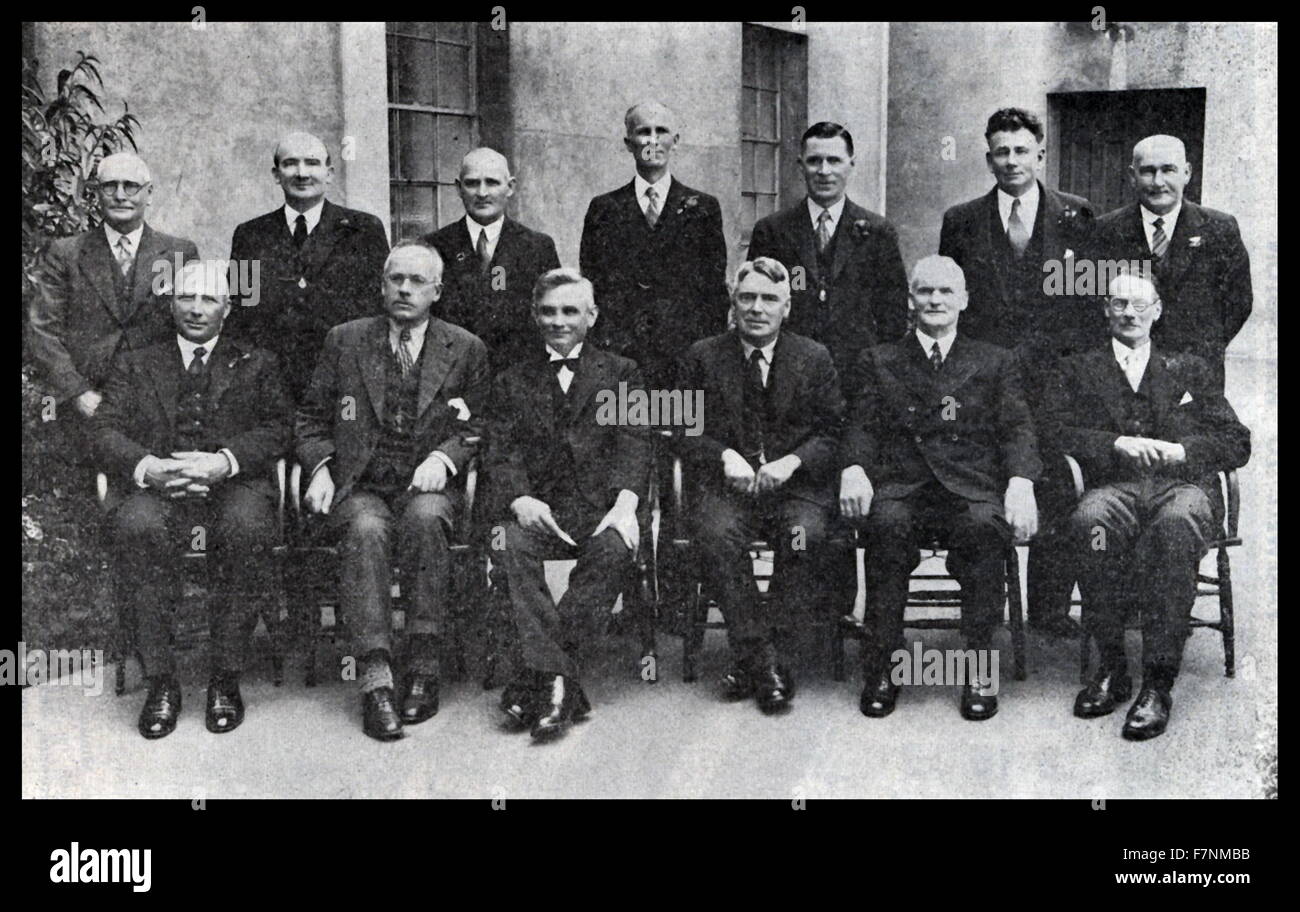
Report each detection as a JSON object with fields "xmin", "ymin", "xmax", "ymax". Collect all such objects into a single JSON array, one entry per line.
[
  {"xmin": 888, "ymin": 335, "xmax": 940, "ymax": 401},
  {"xmin": 417, "ymin": 318, "xmax": 456, "ymax": 419},
  {"xmin": 205, "ymin": 335, "xmax": 245, "ymax": 409},
  {"xmin": 79, "ymin": 226, "xmax": 127, "ymax": 323},
  {"xmin": 143, "ymin": 338, "xmax": 183, "ymax": 431},
  {"xmin": 720, "ymin": 334, "xmax": 747, "ymax": 432},
  {"xmin": 935, "ymin": 334, "xmax": 982, "ymax": 398},
  {"xmin": 357, "ymin": 318, "xmax": 389, "ymax": 422},
  {"xmin": 1038, "ymin": 183, "xmax": 1065, "ymax": 261},
  {"xmin": 616, "ymin": 179, "xmax": 643, "ymax": 229},
  {"xmin": 1142, "ymin": 345, "xmax": 1179, "ymax": 428},
  {"xmin": 1090, "ymin": 346, "xmax": 1134, "ymax": 430},
  {"xmin": 125, "ymin": 223, "xmax": 162, "ymax": 318},
  {"xmin": 1123, "ymin": 203, "xmax": 1154, "ymax": 261},
  {"xmin": 650, "ymin": 177, "xmax": 688, "ymax": 234},
  {"xmin": 786, "ymin": 201, "xmax": 821, "ymax": 284},
  {"xmin": 562, "ymin": 345, "xmax": 606, "ymax": 423},
  {"xmin": 300, "ymin": 199, "xmax": 347, "ymax": 277},
  {"xmin": 1159, "ymin": 201, "xmax": 1204, "ymax": 291},
  {"xmin": 490, "ymin": 217, "xmax": 519, "ymax": 272},
  {"xmin": 977, "ymin": 188, "xmax": 1013, "ymax": 306},
  {"xmin": 827, "ymin": 198, "xmax": 862, "ymax": 285},
  {"xmin": 766, "ymin": 333, "xmax": 798, "ymax": 418}
]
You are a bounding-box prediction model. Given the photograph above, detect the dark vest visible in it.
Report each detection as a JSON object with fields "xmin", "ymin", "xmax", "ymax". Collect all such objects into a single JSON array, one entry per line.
[
  {"xmin": 1113, "ymin": 359, "xmax": 1159, "ymax": 479},
  {"xmin": 360, "ymin": 344, "xmax": 424, "ymax": 489},
  {"xmin": 534, "ymin": 361, "xmax": 583, "ymax": 506},
  {"xmin": 989, "ymin": 197, "xmax": 1046, "ymax": 305},
  {"xmin": 175, "ymin": 351, "xmax": 214, "ymax": 453}
]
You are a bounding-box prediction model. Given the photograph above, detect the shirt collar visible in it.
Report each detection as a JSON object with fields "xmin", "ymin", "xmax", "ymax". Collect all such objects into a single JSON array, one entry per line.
[
  {"xmin": 104, "ymin": 222, "xmax": 145, "ymax": 250},
  {"xmin": 177, "ymin": 334, "xmax": 219, "ymax": 362},
  {"xmin": 1140, "ymin": 201, "xmax": 1181, "ymax": 235},
  {"xmin": 634, "ymin": 172, "xmax": 672, "ymax": 203},
  {"xmin": 997, "ymin": 181, "xmax": 1039, "ymax": 223},
  {"xmin": 465, "ymin": 213, "xmax": 505, "ymax": 245},
  {"xmin": 1112, "ymin": 336, "xmax": 1152, "ymax": 364},
  {"xmin": 284, "ymin": 200, "xmax": 325, "ymax": 234},
  {"xmin": 807, "ymin": 195, "xmax": 847, "ymax": 229},
  {"xmin": 547, "ymin": 341, "xmax": 584, "ymax": 361},
  {"xmin": 389, "ymin": 318, "xmax": 430, "ymax": 348},
  {"xmin": 740, "ymin": 336, "xmax": 779, "ymax": 363},
  {"xmin": 917, "ymin": 328, "xmax": 957, "ymax": 360}
]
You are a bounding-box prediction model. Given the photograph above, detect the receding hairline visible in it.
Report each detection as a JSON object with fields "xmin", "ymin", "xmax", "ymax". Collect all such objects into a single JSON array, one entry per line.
[
  {"xmin": 1107, "ymin": 273, "xmax": 1159, "ymax": 301},
  {"xmin": 175, "ymin": 261, "xmax": 231, "ymax": 300},
  {"xmin": 1131, "ymin": 134, "xmax": 1187, "ymax": 167},
  {"xmin": 273, "ymin": 132, "xmax": 332, "ymax": 167},
  {"xmin": 458, "ymin": 147, "xmax": 512, "ymax": 179},
  {"xmin": 909, "ymin": 254, "xmax": 967, "ymax": 291},
  {"xmin": 96, "ymin": 152, "xmax": 151, "ymax": 182},
  {"xmin": 624, "ymin": 101, "xmax": 675, "ymax": 134},
  {"xmin": 384, "ymin": 241, "xmax": 443, "ymax": 277}
]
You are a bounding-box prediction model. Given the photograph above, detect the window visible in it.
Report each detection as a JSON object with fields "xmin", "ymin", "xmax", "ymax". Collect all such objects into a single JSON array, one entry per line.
[
  {"xmin": 740, "ymin": 24, "xmax": 807, "ymax": 238},
  {"xmin": 386, "ymin": 22, "xmax": 477, "ymax": 241}
]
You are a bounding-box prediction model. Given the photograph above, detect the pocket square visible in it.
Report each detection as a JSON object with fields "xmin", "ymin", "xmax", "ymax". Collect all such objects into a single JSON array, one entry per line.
[
  {"xmin": 1179, "ymin": 391, "xmax": 1194, "ymax": 405},
  {"xmin": 447, "ymin": 397, "xmax": 471, "ymax": 420}
]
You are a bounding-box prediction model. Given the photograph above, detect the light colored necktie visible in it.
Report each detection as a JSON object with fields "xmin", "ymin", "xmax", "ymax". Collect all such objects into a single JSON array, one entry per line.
[
  {"xmin": 1120, "ymin": 352, "xmax": 1141, "ymax": 392},
  {"xmin": 1150, "ymin": 217, "xmax": 1169, "ymax": 259},
  {"xmin": 475, "ymin": 228, "xmax": 491, "ymax": 275},
  {"xmin": 397, "ymin": 328, "xmax": 414, "ymax": 377},
  {"xmin": 1006, "ymin": 198, "xmax": 1030, "ymax": 258},
  {"xmin": 816, "ymin": 209, "xmax": 833, "ymax": 255},
  {"xmin": 115, "ymin": 236, "xmax": 134, "ymax": 277},
  {"xmin": 644, "ymin": 186, "xmax": 660, "ymax": 228}
]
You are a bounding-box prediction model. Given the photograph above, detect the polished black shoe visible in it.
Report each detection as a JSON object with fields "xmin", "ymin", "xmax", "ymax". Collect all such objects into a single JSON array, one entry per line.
[
  {"xmin": 1073, "ymin": 668, "xmax": 1133, "ymax": 719},
  {"xmin": 720, "ymin": 664, "xmax": 755, "ymax": 701},
  {"xmin": 362, "ymin": 686, "xmax": 404, "ymax": 741},
  {"xmin": 205, "ymin": 674, "xmax": 245, "ymax": 734},
  {"xmin": 500, "ymin": 673, "xmax": 540, "ymax": 730},
  {"xmin": 531, "ymin": 675, "xmax": 582, "ymax": 739},
  {"xmin": 1122, "ymin": 686, "xmax": 1172, "ymax": 741},
  {"xmin": 960, "ymin": 682, "xmax": 999, "ymax": 721},
  {"xmin": 755, "ymin": 664, "xmax": 794, "ymax": 713},
  {"xmin": 859, "ymin": 669, "xmax": 900, "ymax": 718},
  {"xmin": 401, "ymin": 673, "xmax": 440, "ymax": 725},
  {"xmin": 1029, "ymin": 614, "xmax": 1083, "ymax": 640},
  {"xmin": 138, "ymin": 676, "xmax": 182, "ymax": 740}
]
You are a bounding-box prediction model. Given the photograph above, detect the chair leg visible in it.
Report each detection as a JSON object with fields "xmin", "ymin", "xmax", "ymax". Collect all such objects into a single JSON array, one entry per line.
[
  {"xmin": 1006, "ymin": 548, "xmax": 1027, "ymax": 681},
  {"xmin": 683, "ymin": 582, "xmax": 702, "ymax": 683},
  {"xmin": 1218, "ymin": 547, "xmax": 1235, "ymax": 677}
]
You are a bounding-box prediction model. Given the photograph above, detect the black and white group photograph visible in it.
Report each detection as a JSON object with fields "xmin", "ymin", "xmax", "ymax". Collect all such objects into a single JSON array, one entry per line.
[{"xmin": 18, "ymin": 13, "xmax": 1276, "ymax": 877}]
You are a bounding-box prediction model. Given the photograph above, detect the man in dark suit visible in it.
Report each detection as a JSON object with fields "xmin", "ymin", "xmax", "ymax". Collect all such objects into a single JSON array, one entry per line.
[
  {"xmin": 486, "ymin": 268, "xmax": 651, "ymax": 739},
  {"xmin": 228, "ymin": 131, "xmax": 389, "ymax": 402},
  {"xmin": 841, "ymin": 255, "xmax": 1041, "ymax": 722},
  {"xmin": 424, "ymin": 147, "xmax": 561, "ymax": 372},
  {"xmin": 1092, "ymin": 134, "xmax": 1252, "ymax": 390},
  {"xmin": 295, "ymin": 240, "xmax": 490, "ymax": 741},
  {"xmin": 677, "ymin": 257, "xmax": 845, "ymax": 714},
  {"xmin": 939, "ymin": 107, "xmax": 1098, "ymax": 639},
  {"xmin": 28, "ymin": 152, "xmax": 199, "ymax": 440},
  {"xmin": 93, "ymin": 261, "xmax": 292, "ymax": 739},
  {"xmin": 748, "ymin": 121, "xmax": 909, "ymax": 390},
  {"xmin": 580, "ymin": 101, "xmax": 729, "ymax": 386},
  {"xmin": 1052, "ymin": 272, "xmax": 1250, "ymax": 741}
]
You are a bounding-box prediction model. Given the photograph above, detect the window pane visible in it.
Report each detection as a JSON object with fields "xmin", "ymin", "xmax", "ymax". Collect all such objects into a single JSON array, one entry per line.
[
  {"xmin": 755, "ymin": 143, "xmax": 776, "ymax": 193},
  {"xmin": 397, "ymin": 111, "xmax": 436, "ymax": 181},
  {"xmin": 437, "ymin": 21, "xmax": 470, "ymax": 42},
  {"xmin": 388, "ymin": 109, "xmax": 400, "ymax": 177},
  {"xmin": 391, "ymin": 21, "xmax": 437, "ymax": 39},
  {"xmin": 755, "ymin": 34, "xmax": 775, "ymax": 89},
  {"xmin": 741, "ymin": 87, "xmax": 757, "ymax": 138},
  {"xmin": 395, "ymin": 185, "xmax": 435, "ymax": 240},
  {"xmin": 437, "ymin": 41, "xmax": 472, "ymax": 110},
  {"xmin": 437, "ymin": 184, "xmax": 463, "ymax": 229},
  {"xmin": 393, "ymin": 36, "xmax": 435, "ymax": 106},
  {"xmin": 758, "ymin": 90, "xmax": 777, "ymax": 140},
  {"xmin": 741, "ymin": 142, "xmax": 754, "ymax": 193},
  {"xmin": 742, "ymin": 27, "xmax": 756, "ymax": 85},
  {"xmin": 436, "ymin": 115, "xmax": 473, "ymax": 182},
  {"xmin": 741, "ymin": 194, "xmax": 757, "ymax": 236}
]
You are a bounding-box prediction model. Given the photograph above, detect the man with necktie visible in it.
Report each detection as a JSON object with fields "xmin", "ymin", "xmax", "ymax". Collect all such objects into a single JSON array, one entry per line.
[
  {"xmin": 294, "ymin": 240, "xmax": 490, "ymax": 741},
  {"xmin": 841, "ymin": 255, "xmax": 1041, "ymax": 721},
  {"xmin": 93, "ymin": 261, "xmax": 292, "ymax": 739},
  {"xmin": 486, "ymin": 268, "xmax": 651, "ymax": 739},
  {"xmin": 1050, "ymin": 272, "xmax": 1250, "ymax": 740}
]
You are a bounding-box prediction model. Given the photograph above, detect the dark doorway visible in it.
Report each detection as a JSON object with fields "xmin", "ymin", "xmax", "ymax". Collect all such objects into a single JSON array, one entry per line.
[{"xmin": 1048, "ymin": 88, "xmax": 1205, "ymax": 213}]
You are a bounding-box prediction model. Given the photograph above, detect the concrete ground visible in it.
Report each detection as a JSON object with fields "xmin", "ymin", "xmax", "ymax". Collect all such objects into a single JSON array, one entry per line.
[{"xmin": 22, "ymin": 357, "xmax": 1275, "ymax": 800}]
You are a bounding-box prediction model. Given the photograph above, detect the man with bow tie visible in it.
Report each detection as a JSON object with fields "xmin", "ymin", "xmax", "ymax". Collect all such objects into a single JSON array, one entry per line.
[
  {"xmin": 294, "ymin": 240, "xmax": 490, "ymax": 741},
  {"xmin": 1050, "ymin": 272, "xmax": 1250, "ymax": 741},
  {"xmin": 93, "ymin": 261, "xmax": 292, "ymax": 739},
  {"xmin": 486, "ymin": 268, "xmax": 651, "ymax": 739}
]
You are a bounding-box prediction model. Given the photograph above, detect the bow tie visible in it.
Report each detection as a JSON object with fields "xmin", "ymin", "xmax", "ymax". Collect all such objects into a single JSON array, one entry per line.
[{"xmin": 550, "ymin": 357, "xmax": 579, "ymax": 374}]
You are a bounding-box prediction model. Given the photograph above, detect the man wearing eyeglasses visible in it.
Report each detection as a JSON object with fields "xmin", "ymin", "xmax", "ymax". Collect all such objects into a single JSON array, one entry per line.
[
  {"xmin": 28, "ymin": 152, "xmax": 199, "ymax": 438},
  {"xmin": 1050, "ymin": 272, "xmax": 1250, "ymax": 741}
]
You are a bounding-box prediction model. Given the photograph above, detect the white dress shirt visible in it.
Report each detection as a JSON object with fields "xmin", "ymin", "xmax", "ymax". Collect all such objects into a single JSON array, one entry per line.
[
  {"xmin": 634, "ymin": 173, "xmax": 673, "ymax": 216},
  {"xmin": 916, "ymin": 329, "xmax": 957, "ymax": 364},
  {"xmin": 104, "ymin": 222, "xmax": 144, "ymax": 260},
  {"xmin": 806, "ymin": 195, "xmax": 847, "ymax": 236},
  {"xmin": 283, "ymin": 200, "xmax": 325, "ymax": 236},
  {"xmin": 1140, "ymin": 202, "xmax": 1182, "ymax": 253},
  {"xmin": 740, "ymin": 337, "xmax": 778, "ymax": 386},
  {"xmin": 466, "ymin": 214, "xmax": 505, "ymax": 261},
  {"xmin": 997, "ymin": 181, "xmax": 1040, "ymax": 235},
  {"xmin": 547, "ymin": 341, "xmax": 584, "ymax": 394},
  {"xmin": 1112, "ymin": 336, "xmax": 1152, "ymax": 393}
]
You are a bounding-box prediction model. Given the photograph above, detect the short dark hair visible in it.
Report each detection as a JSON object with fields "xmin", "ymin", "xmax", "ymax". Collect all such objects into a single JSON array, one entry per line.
[
  {"xmin": 801, "ymin": 121, "xmax": 854, "ymax": 158},
  {"xmin": 984, "ymin": 108, "xmax": 1044, "ymax": 144}
]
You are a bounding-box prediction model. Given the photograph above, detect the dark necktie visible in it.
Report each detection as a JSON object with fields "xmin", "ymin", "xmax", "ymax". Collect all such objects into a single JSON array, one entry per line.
[
  {"xmin": 293, "ymin": 213, "xmax": 307, "ymax": 249},
  {"xmin": 476, "ymin": 229, "xmax": 492, "ymax": 276},
  {"xmin": 1007, "ymin": 197, "xmax": 1030, "ymax": 258},
  {"xmin": 1150, "ymin": 217, "xmax": 1169, "ymax": 260},
  {"xmin": 551, "ymin": 356, "xmax": 580, "ymax": 375},
  {"xmin": 188, "ymin": 345, "xmax": 208, "ymax": 377},
  {"xmin": 930, "ymin": 341, "xmax": 943, "ymax": 373},
  {"xmin": 742, "ymin": 348, "xmax": 767, "ymax": 462}
]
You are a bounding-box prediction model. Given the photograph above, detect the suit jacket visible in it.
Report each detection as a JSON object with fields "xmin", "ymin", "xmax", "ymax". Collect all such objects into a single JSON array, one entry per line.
[
  {"xmin": 1092, "ymin": 200, "xmax": 1252, "ymax": 370},
  {"xmin": 939, "ymin": 182, "xmax": 1098, "ymax": 367},
  {"xmin": 676, "ymin": 330, "xmax": 845, "ymax": 507},
  {"xmin": 424, "ymin": 216, "xmax": 560, "ymax": 371},
  {"xmin": 842, "ymin": 334, "xmax": 1042, "ymax": 506},
  {"xmin": 227, "ymin": 199, "xmax": 389, "ymax": 402},
  {"xmin": 28, "ymin": 223, "xmax": 199, "ymax": 403},
  {"xmin": 485, "ymin": 344, "xmax": 652, "ymax": 520},
  {"xmin": 579, "ymin": 177, "xmax": 729, "ymax": 367},
  {"xmin": 748, "ymin": 197, "xmax": 909, "ymax": 385},
  {"xmin": 92, "ymin": 335, "xmax": 292, "ymax": 496},
  {"xmin": 1047, "ymin": 343, "xmax": 1250, "ymax": 501},
  {"xmin": 294, "ymin": 316, "xmax": 490, "ymax": 509}
]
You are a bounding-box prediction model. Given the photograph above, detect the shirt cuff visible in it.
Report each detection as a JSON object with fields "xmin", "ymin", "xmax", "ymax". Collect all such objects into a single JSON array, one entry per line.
[
  {"xmin": 133, "ymin": 455, "xmax": 155, "ymax": 488},
  {"xmin": 311, "ymin": 456, "xmax": 332, "ymax": 479},
  {"xmin": 219, "ymin": 448, "xmax": 240, "ymax": 478},
  {"xmin": 431, "ymin": 451, "xmax": 457, "ymax": 476}
]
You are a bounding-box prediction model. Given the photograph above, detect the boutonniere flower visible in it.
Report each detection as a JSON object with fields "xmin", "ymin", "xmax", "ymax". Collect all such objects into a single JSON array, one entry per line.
[
  {"xmin": 455, "ymin": 251, "xmax": 469, "ymax": 262},
  {"xmin": 1188, "ymin": 236, "xmax": 1203, "ymax": 248},
  {"xmin": 851, "ymin": 218, "xmax": 871, "ymax": 239},
  {"xmin": 675, "ymin": 195, "xmax": 701, "ymax": 215}
]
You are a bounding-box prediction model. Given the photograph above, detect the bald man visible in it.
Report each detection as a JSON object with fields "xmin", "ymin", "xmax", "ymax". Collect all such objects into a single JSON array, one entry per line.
[
  {"xmin": 93, "ymin": 261, "xmax": 293, "ymax": 739},
  {"xmin": 1092, "ymin": 134, "xmax": 1252, "ymax": 389},
  {"xmin": 423, "ymin": 147, "xmax": 560, "ymax": 371},
  {"xmin": 227, "ymin": 131, "xmax": 389, "ymax": 402},
  {"xmin": 28, "ymin": 152, "xmax": 199, "ymax": 450},
  {"xmin": 1050, "ymin": 273, "xmax": 1250, "ymax": 740},
  {"xmin": 580, "ymin": 101, "xmax": 729, "ymax": 386}
]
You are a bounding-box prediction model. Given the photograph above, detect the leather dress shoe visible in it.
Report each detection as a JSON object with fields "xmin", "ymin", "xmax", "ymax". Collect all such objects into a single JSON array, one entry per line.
[
  {"xmin": 362, "ymin": 686, "xmax": 404, "ymax": 741},
  {"xmin": 720, "ymin": 664, "xmax": 755, "ymax": 701},
  {"xmin": 960, "ymin": 682, "xmax": 999, "ymax": 721},
  {"xmin": 1122, "ymin": 686, "xmax": 1172, "ymax": 741},
  {"xmin": 205, "ymin": 674, "xmax": 245, "ymax": 734},
  {"xmin": 1074, "ymin": 668, "xmax": 1133, "ymax": 718},
  {"xmin": 500, "ymin": 674, "xmax": 540, "ymax": 730},
  {"xmin": 531, "ymin": 675, "xmax": 587, "ymax": 739},
  {"xmin": 859, "ymin": 669, "xmax": 900, "ymax": 718},
  {"xmin": 138, "ymin": 676, "xmax": 183, "ymax": 740},
  {"xmin": 401, "ymin": 672, "xmax": 440, "ymax": 725},
  {"xmin": 1029, "ymin": 614, "xmax": 1083, "ymax": 640},
  {"xmin": 755, "ymin": 664, "xmax": 794, "ymax": 713}
]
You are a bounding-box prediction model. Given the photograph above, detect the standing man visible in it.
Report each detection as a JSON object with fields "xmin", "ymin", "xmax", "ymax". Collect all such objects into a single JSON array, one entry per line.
[
  {"xmin": 29, "ymin": 152, "xmax": 199, "ymax": 435},
  {"xmin": 487, "ymin": 268, "xmax": 651, "ymax": 739},
  {"xmin": 677, "ymin": 257, "xmax": 846, "ymax": 715},
  {"xmin": 580, "ymin": 101, "xmax": 729, "ymax": 386},
  {"xmin": 294, "ymin": 241, "xmax": 490, "ymax": 741},
  {"xmin": 1052, "ymin": 273, "xmax": 1249, "ymax": 740},
  {"xmin": 841, "ymin": 255, "xmax": 1040, "ymax": 722},
  {"xmin": 939, "ymin": 107, "xmax": 1098, "ymax": 639},
  {"xmin": 748, "ymin": 121, "xmax": 909, "ymax": 390},
  {"xmin": 94, "ymin": 261, "xmax": 292, "ymax": 739},
  {"xmin": 228, "ymin": 131, "xmax": 389, "ymax": 402},
  {"xmin": 1092, "ymin": 134, "xmax": 1252, "ymax": 389},
  {"xmin": 424, "ymin": 147, "xmax": 561, "ymax": 372}
]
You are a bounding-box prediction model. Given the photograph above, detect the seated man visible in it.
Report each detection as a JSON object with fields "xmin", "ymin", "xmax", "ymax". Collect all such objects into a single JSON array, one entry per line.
[
  {"xmin": 1052, "ymin": 273, "xmax": 1250, "ymax": 741},
  {"xmin": 294, "ymin": 240, "xmax": 490, "ymax": 741},
  {"xmin": 487, "ymin": 268, "xmax": 651, "ymax": 739},
  {"xmin": 841, "ymin": 255, "xmax": 1040, "ymax": 721},
  {"xmin": 676, "ymin": 257, "xmax": 845, "ymax": 714},
  {"xmin": 93, "ymin": 261, "xmax": 292, "ymax": 739}
]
